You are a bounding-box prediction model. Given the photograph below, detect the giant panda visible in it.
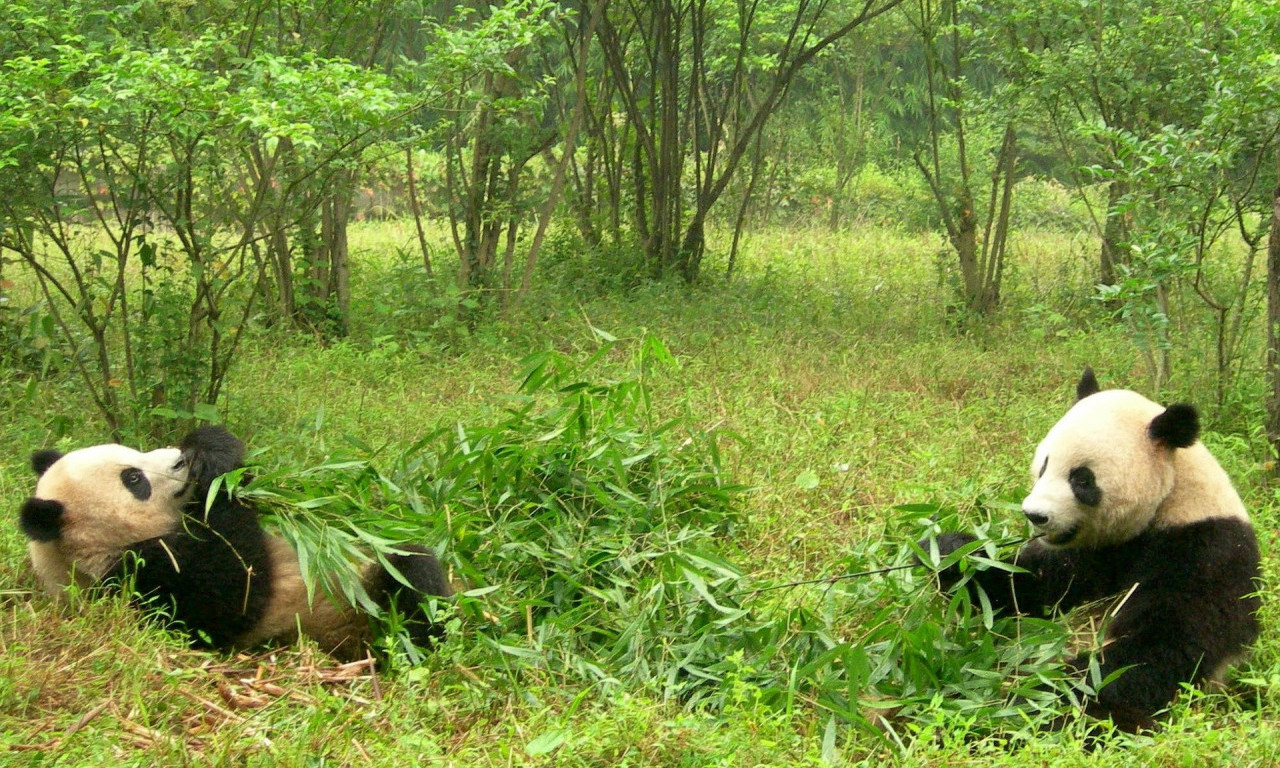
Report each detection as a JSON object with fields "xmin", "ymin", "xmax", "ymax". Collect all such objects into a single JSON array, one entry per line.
[
  {"xmin": 923, "ymin": 368, "xmax": 1261, "ymax": 733},
  {"xmin": 18, "ymin": 425, "xmax": 451, "ymax": 660}
]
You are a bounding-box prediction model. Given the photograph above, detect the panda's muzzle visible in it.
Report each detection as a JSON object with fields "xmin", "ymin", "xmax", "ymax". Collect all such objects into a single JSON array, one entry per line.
[{"xmin": 1022, "ymin": 507, "xmax": 1077, "ymax": 546}]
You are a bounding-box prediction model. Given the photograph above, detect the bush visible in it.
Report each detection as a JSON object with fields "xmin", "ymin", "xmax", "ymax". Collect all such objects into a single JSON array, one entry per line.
[
  {"xmin": 1011, "ymin": 178, "xmax": 1092, "ymax": 232},
  {"xmin": 536, "ymin": 226, "xmax": 652, "ymax": 295},
  {"xmin": 238, "ymin": 337, "xmax": 1084, "ymax": 744},
  {"xmin": 238, "ymin": 334, "xmax": 749, "ymax": 673}
]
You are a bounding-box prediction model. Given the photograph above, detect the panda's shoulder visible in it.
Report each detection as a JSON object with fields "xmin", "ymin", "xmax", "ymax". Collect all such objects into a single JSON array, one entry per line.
[{"xmin": 1128, "ymin": 516, "xmax": 1259, "ymax": 575}]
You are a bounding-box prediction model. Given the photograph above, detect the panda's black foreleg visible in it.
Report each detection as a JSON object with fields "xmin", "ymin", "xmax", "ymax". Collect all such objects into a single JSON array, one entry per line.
[
  {"xmin": 1062, "ymin": 642, "xmax": 1175, "ymax": 733},
  {"xmin": 111, "ymin": 534, "xmax": 253, "ymax": 650},
  {"xmin": 112, "ymin": 502, "xmax": 275, "ymax": 651},
  {"xmin": 372, "ymin": 545, "xmax": 453, "ymax": 647},
  {"xmin": 1071, "ymin": 583, "xmax": 1246, "ymax": 734},
  {"xmin": 923, "ymin": 533, "xmax": 1017, "ymax": 613},
  {"xmin": 924, "ymin": 533, "xmax": 1112, "ymax": 618}
]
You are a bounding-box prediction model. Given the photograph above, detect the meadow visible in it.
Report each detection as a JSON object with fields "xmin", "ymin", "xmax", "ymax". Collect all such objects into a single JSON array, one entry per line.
[{"xmin": 1, "ymin": 221, "xmax": 1277, "ymax": 766}]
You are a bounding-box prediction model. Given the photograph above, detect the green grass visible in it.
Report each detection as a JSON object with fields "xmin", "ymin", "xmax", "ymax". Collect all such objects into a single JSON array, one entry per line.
[{"xmin": 1, "ymin": 221, "xmax": 1277, "ymax": 765}]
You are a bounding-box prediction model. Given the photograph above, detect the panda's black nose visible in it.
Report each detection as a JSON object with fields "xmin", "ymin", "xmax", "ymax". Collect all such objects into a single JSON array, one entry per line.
[{"xmin": 1025, "ymin": 511, "xmax": 1049, "ymax": 526}]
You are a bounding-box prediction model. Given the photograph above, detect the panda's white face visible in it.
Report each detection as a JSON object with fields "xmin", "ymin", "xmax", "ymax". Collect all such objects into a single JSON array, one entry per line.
[
  {"xmin": 1022, "ymin": 390, "xmax": 1176, "ymax": 549},
  {"xmin": 25, "ymin": 443, "xmax": 192, "ymax": 590}
]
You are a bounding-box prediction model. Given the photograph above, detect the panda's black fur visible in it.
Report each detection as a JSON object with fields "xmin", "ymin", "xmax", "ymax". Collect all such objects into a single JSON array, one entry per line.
[
  {"xmin": 925, "ymin": 369, "xmax": 1261, "ymax": 733},
  {"xmin": 19, "ymin": 425, "xmax": 451, "ymax": 659}
]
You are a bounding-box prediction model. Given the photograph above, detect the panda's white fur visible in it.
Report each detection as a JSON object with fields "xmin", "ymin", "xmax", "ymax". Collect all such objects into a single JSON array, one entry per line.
[
  {"xmin": 926, "ymin": 369, "xmax": 1261, "ymax": 733},
  {"xmin": 19, "ymin": 427, "xmax": 451, "ymax": 660},
  {"xmin": 231, "ymin": 535, "xmax": 384, "ymax": 655}
]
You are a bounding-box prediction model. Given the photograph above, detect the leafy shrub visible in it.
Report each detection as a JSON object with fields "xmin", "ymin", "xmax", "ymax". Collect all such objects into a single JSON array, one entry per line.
[
  {"xmin": 238, "ymin": 337, "xmax": 1083, "ymax": 744},
  {"xmin": 1011, "ymin": 178, "xmax": 1091, "ymax": 232},
  {"xmin": 0, "ymin": 299, "xmax": 63, "ymax": 377},
  {"xmin": 535, "ymin": 226, "xmax": 652, "ymax": 295},
  {"xmin": 356, "ymin": 245, "xmax": 479, "ymax": 350},
  {"xmin": 837, "ymin": 164, "xmax": 937, "ymax": 231},
  {"xmin": 238, "ymin": 333, "xmax": 749, "ymax": 669},
  {"xmin": 754, "ymin": 162, "xmax": 936, "ymax": 231}
]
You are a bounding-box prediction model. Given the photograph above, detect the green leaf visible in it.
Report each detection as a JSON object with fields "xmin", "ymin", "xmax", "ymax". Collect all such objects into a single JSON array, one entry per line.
[
  {"xmin": 795, "ymin": 469, "xmax": 819, "ymax": 490},
  {"xmin": 193, "ymin": 403, "xmax": 220, "ymax": 422},
  {"xmin": 292, "ymin": 496, "xmax": 338, "ymax": 509},
  {"xmin": 821, "ymin": 715, "xmax": 838, "ymax": 765},
  {"xmin": 525, "ymin": 729, "xmax": 567, "ymax": 756}
]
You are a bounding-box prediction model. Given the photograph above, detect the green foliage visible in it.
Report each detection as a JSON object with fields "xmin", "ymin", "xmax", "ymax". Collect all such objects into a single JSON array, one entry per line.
[
  {"xmin": 0, "ymin": 1, "xmax": 411, "ymax": 439},
  {"xmin": 0, "ymin": 300, "xmax": 61, "ymax": 377},
  {"xmin": 760, "ymin": 163, "xmax": 937, "ymax": 231},
  {"xmin": 973, "ymin": 0, "xmax": 1280, "ymax": 392},
  {"xmin": 222, "ymin": 334, "xmax": 1094, "ymax": 746},
  {"xmin": 413, "ymin": 0, "xmax": 564, "ymax": 290},
  {"xmin": 355, "ymin": 242, "xmax": 483, "ymax": 350},
  {"xmin": 1085, "ymin": 9, "xmax": 1280, "ymax": 389},
  {"xmin": 535, "ymin": 226, "xmax": 652, "ymax": 295},
  {"xmin": 1010, "ymin": 178, "xmax": 1092, "ymax": 233},
  {"xmin": 237, "ymin": 334, "xmax": 749, "ymax": 674}
]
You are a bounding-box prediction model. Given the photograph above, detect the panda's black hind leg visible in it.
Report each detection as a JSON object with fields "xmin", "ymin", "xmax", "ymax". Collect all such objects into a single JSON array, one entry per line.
[{"xmin": 371, "ymin": 545, "xmax": 452, "ymax": 647}]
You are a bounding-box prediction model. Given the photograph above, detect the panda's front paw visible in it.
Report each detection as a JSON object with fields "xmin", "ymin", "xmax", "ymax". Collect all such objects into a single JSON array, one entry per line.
[
  {"xmin": 915, "ymin": 531, "xmax": 977, "ymax": 562},
  {"xmin": 180, "ymin": 426, "xmax": 245, "ymax": 489},
  {"xmin": 915, "ymin": 531, "xmax": 977, "ymax": 590}
]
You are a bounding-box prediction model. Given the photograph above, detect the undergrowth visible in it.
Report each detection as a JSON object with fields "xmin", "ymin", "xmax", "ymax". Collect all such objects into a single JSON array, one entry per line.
[{"xmin": 220, "ymin": 333, "xmax": 1115, "ymax": 754}]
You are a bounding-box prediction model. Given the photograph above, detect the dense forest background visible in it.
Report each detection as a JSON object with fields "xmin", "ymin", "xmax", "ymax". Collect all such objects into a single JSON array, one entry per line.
[
  {"xmin": 4, "ymin": 1, "xmax": 1280, "ymax": 764},
  {"xmin": 4, "ymin": 0, "xmax": 1280, "ymax": 441}
]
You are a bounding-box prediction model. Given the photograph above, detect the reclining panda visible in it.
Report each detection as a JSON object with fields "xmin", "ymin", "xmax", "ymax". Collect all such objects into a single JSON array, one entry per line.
[
  {"xmin": 924, "ymin": 369, "xmax": 1261, "ymax": 732},
  {"xmin": 18, "ymin": 425, "xmax": 451, "ymax": 660}
]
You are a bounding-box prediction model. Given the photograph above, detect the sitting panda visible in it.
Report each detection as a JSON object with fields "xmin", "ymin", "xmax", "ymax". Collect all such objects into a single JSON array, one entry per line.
[
  {"xmin": 18, "ymin": 425, "xmax": 451, "ymax": 660},
  {"xmin": 924, "ymin": 368, "xmax": 1261, "ymax": 732}
]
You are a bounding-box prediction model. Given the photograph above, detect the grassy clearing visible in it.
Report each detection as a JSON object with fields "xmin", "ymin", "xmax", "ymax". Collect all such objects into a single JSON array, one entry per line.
[{"xmin": 1, "ymin": 222, "xmax": 1278, "ymax": 765}]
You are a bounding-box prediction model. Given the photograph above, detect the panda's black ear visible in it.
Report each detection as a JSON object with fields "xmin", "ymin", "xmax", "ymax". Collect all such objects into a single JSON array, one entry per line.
[
  {"xmin": 180, "ymin": 426, "xmax": 245, "ymax": 490},
  {"xmin": 1076, "ymin": 367, "xmax": 1101, "ymax": 401},
  {"xmin": 31, "ymin": 450, "xmax": 63, "ymax": 476},
  {"xmin": 20, "ymin": 497, "xmax": 65, "ymax": 542},
  {"xmin": 1149, "ymin": 403, "xmax": 1199, "ymax": 449}
]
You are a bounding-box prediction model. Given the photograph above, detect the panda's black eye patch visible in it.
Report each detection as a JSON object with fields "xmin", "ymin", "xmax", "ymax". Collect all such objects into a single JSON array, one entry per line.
[
  {"xmin": 121, "ymin": 467, "xmax": 152, "ymax": 501},
  {"xmin": 1068, "ymin": 465, "xmax": 1101, "ymax": 506}
]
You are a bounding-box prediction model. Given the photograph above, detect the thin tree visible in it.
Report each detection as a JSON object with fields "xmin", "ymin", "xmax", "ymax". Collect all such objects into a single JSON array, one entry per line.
[
  {"xmin": 1266, "ymin": 152, "xmax": 1280, "ymax": 461},
  {"xmin": 595, "ymin": 0, "xmax": 906, "ymax": 282},
  {"xmin": 909, "ymin": 0, "xmax": 1017, "ymax": 314}
]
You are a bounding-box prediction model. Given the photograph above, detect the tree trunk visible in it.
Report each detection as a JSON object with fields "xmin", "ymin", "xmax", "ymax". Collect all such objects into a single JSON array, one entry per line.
[
  {"xmin": 598, "ymin": 0, "xmax": 906, "ymax": 284},
  {"xmin": 321, "ymin": 191, "xmax": 351, "ymax": 333},
  {"xmin": 269, "ymin": 221, "xmax": 294, "ymax": 320},
  {"xmin": 726, "ymin": 128, "xmax": 767, "ymax": 282},
  {"xmin": 952, "ymin": 198, "xmax": 981, "ymax": 308},
  {"xmin": 405, "ymin": 147, "xmax": 434, "ymax": 279},
  {"xmin": 1265, "ymin": 173, "xmax": 1280, "ymax": 462},
  {"xmin": 1100, "ymin": 180, "xmax": 1128, "ymax": 286},
  {"xmin": 518, "ymin": 0, "xmax": 598, "ymax": 298}
]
